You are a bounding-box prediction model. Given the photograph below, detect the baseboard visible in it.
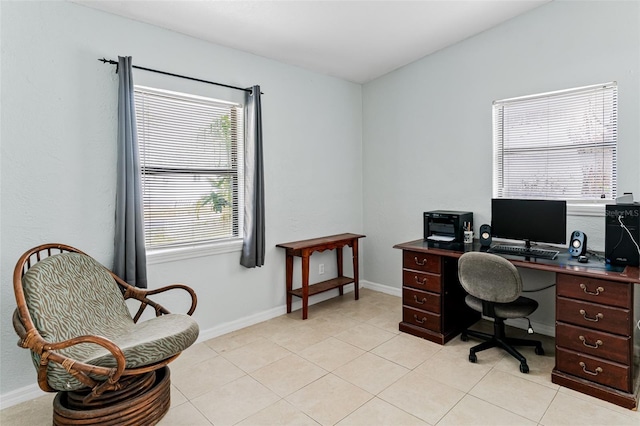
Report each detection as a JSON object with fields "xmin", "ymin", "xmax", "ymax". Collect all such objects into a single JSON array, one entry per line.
[
  {"xmin": 0, "ymin": 282, "xmax": 396, "ymax": 410},
  {"xmin": 361, "ymin": 280, "xmax": 402, "ymax": 297},
  {"xmin": 0, "ymin": 384, "xmax": 48, "ymax": 411},
  {"xmin": 195, "ymin": 281, "xmax": 400, "ymax": 343},
  {"xmin": 505, "ymin": 317, "xmax": 555, "ymax": 337},
  {"xmin": 195, "ymin": 305, "xmax": 287, "ymax": 343}
]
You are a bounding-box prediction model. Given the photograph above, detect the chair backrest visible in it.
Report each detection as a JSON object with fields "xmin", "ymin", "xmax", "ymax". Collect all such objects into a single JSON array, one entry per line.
[
  {"xmin": 20, "ymin": 252, "xmax": 134, "ymax": 343},
  {"xmin": 458, "ymin": 252, "xmax": 522, "ymax": 304}
]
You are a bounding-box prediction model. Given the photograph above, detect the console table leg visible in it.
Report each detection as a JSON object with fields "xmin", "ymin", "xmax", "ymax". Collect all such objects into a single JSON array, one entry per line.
[
  {"xmin": 301, "ymin": 251, "xmax": 310, "ymax": 320},
  {"xmin": 337, "ymin": 247, "xmax": 344, "ymax": 296},
  {"xmin": 285, "ymin": 253, "xmax": 293, "ymax": 314},
  {"xmin": 353, "ymin": 239, "xmax": 359, "ymax": 300}
]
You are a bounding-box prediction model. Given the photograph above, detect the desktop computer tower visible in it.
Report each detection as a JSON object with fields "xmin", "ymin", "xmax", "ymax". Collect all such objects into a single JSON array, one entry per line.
[{"xmin": 605, "ymin": 204, "xmax": 640, "ymax": 266}]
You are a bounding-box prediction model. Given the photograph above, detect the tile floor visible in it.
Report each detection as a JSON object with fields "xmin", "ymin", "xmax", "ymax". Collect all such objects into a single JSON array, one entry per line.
[{"xmin": 2, "ymin": 288, "xmax": 639, "ymax": 425}]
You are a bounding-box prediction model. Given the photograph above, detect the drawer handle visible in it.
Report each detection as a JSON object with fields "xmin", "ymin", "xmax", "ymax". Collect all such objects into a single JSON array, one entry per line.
[
  {"xmin": 579, "ymin": 335, "xmax": 603, "ymax": 349},
  {"xmin": 414, "ymin": 276, "xmax": 427, "ymax": 285},
  {"xmin": 413, "ymin": 314, "xmax": 427, "ymax": 324},
  {"xmin": 580, "ymin": 283, "xmax": 605, "ymax": 296},
  {"xmin": 579, "ymin": 309, "xmax": 604, "ymax": 322},
  {"xmin": 414, "ymin": 257, "xmax": 428, "ymax": 266},
  {"xmin": 579, "ymin": 361, "xmax": 603, "ymax": 376},
  {"xmin": 413, "ymin": 295, "xmax": 427, "ymax": 305}
]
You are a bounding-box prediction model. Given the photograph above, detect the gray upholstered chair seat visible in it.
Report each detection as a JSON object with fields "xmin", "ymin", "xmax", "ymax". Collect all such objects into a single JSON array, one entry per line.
[
  {"xmin": 20, "ymin": 251, "xmax": 199, "ymax": 391},
  {"xmin": 465, "ymin": 294, "xmax": 538, "ymax": 319},
  {"xmin": 42, "ymin": 314, "xmax": 199, "ymax": 390}
]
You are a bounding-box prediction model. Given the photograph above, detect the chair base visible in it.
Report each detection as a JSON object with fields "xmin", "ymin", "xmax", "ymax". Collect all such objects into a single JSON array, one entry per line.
[
  {"xmin": 461, "ymin": 319, "xmax": 544, "ymax": 374},
  {"xmin": 53, "ymin": 366, "xmax": 171, "ymax": 426}
]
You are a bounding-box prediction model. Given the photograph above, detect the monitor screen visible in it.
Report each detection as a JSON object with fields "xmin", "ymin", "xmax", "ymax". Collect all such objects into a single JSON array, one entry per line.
[{"xmin": 491, "ymin": 198, "xmax": 567, "ymax": 245}]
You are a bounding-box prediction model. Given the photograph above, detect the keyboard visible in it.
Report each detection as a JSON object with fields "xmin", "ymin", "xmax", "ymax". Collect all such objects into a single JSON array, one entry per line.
[{"xmin": 488, "ymin": 244, "xmax": 559, "ymax": 260}]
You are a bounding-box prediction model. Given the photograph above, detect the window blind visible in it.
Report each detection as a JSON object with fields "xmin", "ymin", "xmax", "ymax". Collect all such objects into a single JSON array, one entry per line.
[
  {"xmin": 135, "ymin": 86, "xmax": 244, "ymax": 249},
  {"xmin": 493, "ymin": 82, "xmax": 617, "ymax": 201}
]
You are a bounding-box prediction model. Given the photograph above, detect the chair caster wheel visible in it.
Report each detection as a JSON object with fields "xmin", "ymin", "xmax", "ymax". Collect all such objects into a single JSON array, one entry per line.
[
  {"xmin": 461, "ymin": 333, "xmax": 469, "ymax": 342},
  {"xmin": 535, "ymin": 346, "xmax": 545, "ymax": 356},
  {"xmin": 469, "ymin": 353, "xmax": 477, "ymax": 363},
  {"xmin": 520, "ymin": 363, "xmax": 529, "ymax": 374}
]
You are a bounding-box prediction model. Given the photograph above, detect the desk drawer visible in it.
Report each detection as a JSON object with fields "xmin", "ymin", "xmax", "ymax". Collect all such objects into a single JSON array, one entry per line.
[
  {"xmin": 402, "ymin": 270, "xmax": 441, "ymax": 292},
  {"xmin": 556, "ymin": 322, "xmax": 631, "ymax": 365},
  {"xmin": 557, "ymin": 274, "xmax": 631, "ymax": 308},
  {"xmin": 556, "ymin": 347, "xmax": 631, "ymax": 392},
  {"xmin": 402, "ymin": 251, "xmax": 441, "ymax": 274},
  {"xmin": 556, "ymin": 297, "xmax": 630, "ymax": 335},
  {"xmin": 403, "ymin": 306, "xmax": 441, "ymax": 332},
  {"xmin": 403, "ymin": 287, "xmax": 441, "ymax": 313}
]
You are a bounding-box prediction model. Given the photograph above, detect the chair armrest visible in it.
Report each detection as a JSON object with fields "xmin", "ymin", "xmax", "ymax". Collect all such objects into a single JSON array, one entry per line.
[
  {"xmin": 13, "ymin": 309, "xmax": 127, "ymax": 392},
  {"xmin": 46, "ymin": 334, "xmax": 126, "ymax": 372},
  {"xmin": 13, "ymin": 308, "xmax": 29, "ymax": 342},
  {"xmin": 142, "ymin": 284, "xmax": 198, "ymax": 315},
  {"xmin": 121, "ymin": 282, "xmax": 198, "ymax": 323}
]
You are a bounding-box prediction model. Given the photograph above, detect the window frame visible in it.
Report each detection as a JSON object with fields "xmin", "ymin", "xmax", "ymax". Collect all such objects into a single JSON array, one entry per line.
[
  {"xmin": 134, "ymin": 85, "xmax": 245, "ymax": 259},
  {"xmin": 492, "ymin": 82, "xmax": 618, "ymax": 216}
]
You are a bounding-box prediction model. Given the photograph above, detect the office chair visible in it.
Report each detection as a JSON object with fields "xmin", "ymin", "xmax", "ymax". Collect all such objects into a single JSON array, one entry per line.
[{"xmin": 457, "ymin": 252, "xmax": 544, "ymax": 373}]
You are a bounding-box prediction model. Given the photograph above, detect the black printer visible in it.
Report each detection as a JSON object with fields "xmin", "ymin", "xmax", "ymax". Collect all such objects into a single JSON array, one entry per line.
[{"xmin": 424, "ymin": 210, "xmax": 473, "ymax": 248}]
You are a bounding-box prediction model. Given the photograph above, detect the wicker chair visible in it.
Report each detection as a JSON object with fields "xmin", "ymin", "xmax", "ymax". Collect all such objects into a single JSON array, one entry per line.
[{"xmin": 11, "ymin": 243, "xmax": 199, "ymax": 425}]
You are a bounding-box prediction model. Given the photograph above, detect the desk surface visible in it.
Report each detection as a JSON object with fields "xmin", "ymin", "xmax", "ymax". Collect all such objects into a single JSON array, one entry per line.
[{"xmin": 394, "ymin": 239, "xmax": 640, "ymax": 284}]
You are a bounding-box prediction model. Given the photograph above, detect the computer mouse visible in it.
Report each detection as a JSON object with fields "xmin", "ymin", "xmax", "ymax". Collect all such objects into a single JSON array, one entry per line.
[{"xmin": 578, "ymin": 255, "xmax": 588, "ymax": 263}]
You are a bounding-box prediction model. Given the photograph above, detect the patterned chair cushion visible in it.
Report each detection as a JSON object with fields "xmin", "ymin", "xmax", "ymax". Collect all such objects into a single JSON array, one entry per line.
[{"xmin": 22, "ymin": 252, "xmax": 199, "ymax": 391}]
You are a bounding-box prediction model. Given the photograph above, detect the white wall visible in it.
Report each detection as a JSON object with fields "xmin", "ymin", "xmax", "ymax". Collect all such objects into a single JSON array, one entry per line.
[
  {"xmin": 362, "ymin": 1, "xmax": 639, "ymax": 331},
  {"xmin": 0, "ymin": 0, "xmax": 362, "ymax": 401},
  {"xmin": 2, "ymin": 0, "xmax": 639, "ymax": 407}
]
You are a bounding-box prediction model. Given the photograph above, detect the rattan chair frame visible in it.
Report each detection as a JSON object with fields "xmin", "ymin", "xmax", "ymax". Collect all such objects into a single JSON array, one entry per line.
[{"xmin": 11, "ymin": 243, "xmax": 198, "ymax": 402}]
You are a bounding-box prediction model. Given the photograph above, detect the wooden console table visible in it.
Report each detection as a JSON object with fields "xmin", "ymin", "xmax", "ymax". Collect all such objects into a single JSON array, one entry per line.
[{"xmin": 276, "ymin": 233, "xmax": 365, "ymax": 319}]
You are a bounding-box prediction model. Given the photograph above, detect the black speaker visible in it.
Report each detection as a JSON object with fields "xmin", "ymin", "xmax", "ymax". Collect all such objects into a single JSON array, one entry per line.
[
  {"xmin": 568, "ymin": 230, "xmax": 587, "ymax": 257},
  {"xmin": 605, "ymin": 204, "xmax": 640, "ymax": 266},
  {"xmin": 479, "ymin": 224, "xmax": 492, "ymax": 247}
]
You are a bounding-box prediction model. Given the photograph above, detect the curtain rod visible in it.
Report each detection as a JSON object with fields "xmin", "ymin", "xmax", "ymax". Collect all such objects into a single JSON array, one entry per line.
[{"xmin": 99, "ymin": 58, "xmax": 262, "ymax": 94}]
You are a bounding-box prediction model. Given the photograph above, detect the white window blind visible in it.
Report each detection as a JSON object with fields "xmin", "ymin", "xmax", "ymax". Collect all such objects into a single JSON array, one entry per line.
[
  {"xmin": 493, "ymin": 82, "xmax": 617, "ymax": 201},
  {"xmin": 135, "ymin": 86, "xmax": 244, "ymax": 250}
]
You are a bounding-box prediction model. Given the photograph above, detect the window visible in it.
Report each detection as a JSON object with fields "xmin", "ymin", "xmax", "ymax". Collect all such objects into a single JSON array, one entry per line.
[
  {"xmin": 135, "ymin": 86, "xmax": 244, "ymax": 250},
  {"xmin": 493, "ymin": 82, "xmax": 617, "ymax": 203}
]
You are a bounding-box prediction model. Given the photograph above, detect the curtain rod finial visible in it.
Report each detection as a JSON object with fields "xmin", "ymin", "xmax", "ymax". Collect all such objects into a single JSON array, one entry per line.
[{"xmin": 98, "ymin": 58, "xmax": 118, "ymax": 65}]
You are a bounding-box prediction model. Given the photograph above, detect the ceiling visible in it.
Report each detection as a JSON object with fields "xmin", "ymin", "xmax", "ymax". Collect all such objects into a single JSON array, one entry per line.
[{"xmin": 74, "ymin": 0, "xmax": 551, "ymax": 83}]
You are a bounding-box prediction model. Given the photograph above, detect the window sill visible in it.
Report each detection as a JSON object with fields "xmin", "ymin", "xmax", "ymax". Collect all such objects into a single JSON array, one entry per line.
[
  {"xmin": 146, "ymin": 239, "xmax": 244, "ymax": 265},
  {"xmin": 567, "ymin": 203, "xmax": 606, "ymax": 217}
]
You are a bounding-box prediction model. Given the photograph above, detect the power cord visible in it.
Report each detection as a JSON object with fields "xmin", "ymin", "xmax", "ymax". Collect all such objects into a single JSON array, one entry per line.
[
  {"xmin": 523, "ymin": 283, "xmax": 556, "ymax": 293},
  {"xmin": 586, "ymin": 249, "xmax": 605, "ymax": 262},
  {"xmin": 618, "ymin": 215, "xmax": 640, "ymax": 257},
  {"xmin": 526, "ymin": 318, "xmax": 534, "ymax": 334},
  {"xmin": 521, "ymin": 217, "xmax": 640, "ymax": 333}
]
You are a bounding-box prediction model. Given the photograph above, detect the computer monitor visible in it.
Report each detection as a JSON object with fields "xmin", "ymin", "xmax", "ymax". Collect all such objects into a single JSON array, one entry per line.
[{"xmin": 491, "ymin": 198, "xmax": 567, "ymax": 247}]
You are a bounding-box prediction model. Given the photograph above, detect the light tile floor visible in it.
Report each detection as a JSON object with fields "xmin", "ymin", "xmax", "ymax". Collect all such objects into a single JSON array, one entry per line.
[{"xmin": 2, "ymin": 288, "xmax": 639, "ymax": 425}]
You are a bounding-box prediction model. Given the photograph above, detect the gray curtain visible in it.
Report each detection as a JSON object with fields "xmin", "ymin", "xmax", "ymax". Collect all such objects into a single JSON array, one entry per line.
[
  {"xmin": 113, "ymin": 56, "xmax": 148, "ymax": 287},
  {"xmin": 240, "ymin": 85, "xmax": 265, "ymax": 268}
]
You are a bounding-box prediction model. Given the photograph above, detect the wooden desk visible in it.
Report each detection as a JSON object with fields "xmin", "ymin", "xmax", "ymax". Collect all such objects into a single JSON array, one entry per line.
[
  {"xmin": 277, "ymin": 233, "xmax": 365, "ymax": 319},
  {"xmin": 394, "ymin": 239, "xmax": 640, "ymax": 409}
]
